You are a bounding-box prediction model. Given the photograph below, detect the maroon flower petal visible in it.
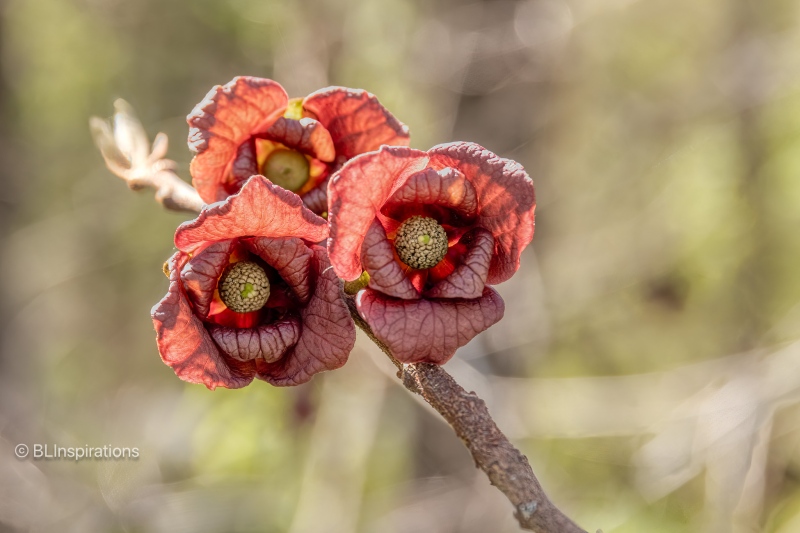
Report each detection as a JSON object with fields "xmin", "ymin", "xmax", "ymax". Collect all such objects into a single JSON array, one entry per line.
[
  {"xmin": 428, "ymin": 142, "xmax": 535, "ymax": 285},
  {"xmin": 264, "ymin": 117, "xmax": 336, "ymax": 162},
  {"xmin": 257, "ymin": 246, "xmax": 356, "ymax": 386},
  {"xmin": 425, "ymin": 229, "xmax": 494, "ymax": 299},
  {"xmin": 327, "ymin": 146, "xmax": 430, "ymax": 280},
  {"xmin": 356, "ymin": 287, "xmax": 505, "ymax": 364},
  {"xmin": 301, "ymin": 176, "xmax": 329, "ymax": 215},
  {"xmin": 180, "ymin": 240, "xmax": 235, "ymax": 317},
  {"xmin": 230, "ymin": 140, "xmax": 259, "ymax": 189},
  {"xmin": 247, "ymin": 237, "xmax": 313, "ymax": 303},
  {"xmin": 361, "ymin": 220, "xmax": 419, "ymax": 300},
  {"xmin": 175, "ymin": 175, "xmax": 329, "ymax": 253},
  {"xmin": 384, "ymin": 167, "xmax": 478, "ymax": 221},
  {"xmin": 303, "ymin": 87, "xmax": 410, "ymax": 159},
  {"xmin": 188, "ymin": 77, "xmax": 289, "ymax": 203},
  {"xmin": 209, "ymin": 316, "xmax": 301, "ymax": 362},
  {"xmin": 152, "ymin": 253, "xmax": 256, "ymax": 390}
]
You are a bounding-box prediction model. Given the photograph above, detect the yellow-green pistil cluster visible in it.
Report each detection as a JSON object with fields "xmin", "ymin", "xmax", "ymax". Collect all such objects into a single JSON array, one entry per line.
[
  {"xmin": 394, "ymin": 216, "xmax": 449, "ymax": 269},
  {"xmin": 263, "ymin": 149, "xmax": 310, "ymax": 192},
  {"xmin": 218, "ymin": 261, "xmax": 270, "ymax": 313}
]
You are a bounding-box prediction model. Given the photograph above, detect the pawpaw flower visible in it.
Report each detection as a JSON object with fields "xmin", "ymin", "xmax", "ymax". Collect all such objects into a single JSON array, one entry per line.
[
  {"xmin": 152, "ymin": 175, "xmax": 355, "ymax": 389},
  {"xmin": 327, "ymin": 142, "xmax": 535, "ymax": 364},
  {"xmin": 187, "ymin": 76, "xmax": 410, "ymax": 214}
]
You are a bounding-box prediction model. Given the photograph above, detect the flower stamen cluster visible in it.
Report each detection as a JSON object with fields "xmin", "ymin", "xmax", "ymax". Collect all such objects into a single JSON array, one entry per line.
[
  {"xmin": 394, "ymin": 216, "xmax": 448, "ymax": 270},
  {"xmin": 218, "ymin": 261, "xmax": 270, "ymax": 313}
]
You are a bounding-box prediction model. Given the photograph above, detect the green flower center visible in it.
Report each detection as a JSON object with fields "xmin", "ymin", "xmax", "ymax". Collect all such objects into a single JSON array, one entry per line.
[
  {"xmin": 218, "ymin": 261, "xmax": 270, "ymax": 313},
  {"xmin": 263, "ymin": 149, "xmax": 310, "ymax": 192},
  {"xmin": 394, "ymin": 216, "xmax": 449, "ymax": 269}
]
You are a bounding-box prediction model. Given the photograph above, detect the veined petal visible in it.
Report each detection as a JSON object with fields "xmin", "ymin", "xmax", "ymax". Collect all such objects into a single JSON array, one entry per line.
[
  {"xmin": 209, "ymin": 316, "xmax": 301, "ymax": 362},
  {"xmin": 303, "ymin": 87, "xmax": 410, "ymax": 159},
  {"xmin": 384, "ymin": 167, "xmax": 478, "ymax": 221},
  {"xmin": 188, "ymin": 77, "xmax": 289, "ymax": 203},
  {"xmin": 356, "ymin": 287, "xmax": 505, "ymax": 364},
  {"xmin": 230, "ymin": 140, "xmax": 259, "ymax": 190},
  {"xmin": 327, "ymin": 146, "xmax": 430, "ymax": 280},
  {"xmin": 175, "ymin": 176, "xmax": 328, "ymax": 253},
  {"xmin": 152, "ymin": 252, "xmax": 256, "ymax": 390},
  {"xmin": 361, "ymin": 220, "xmax": 419, "ymax": 300},
  {"xmin": 181, "ymin": 240, "xmax": 235, "ymax": 317},
  {"xmin": 257, "ymin": 246, "xmax": 355, "ymax": 386},
  {"xmin": 428, "ymin": 142, "xmax": 535, "ymax": 285},
  {"xmin": 247, "ymin": 236, "xmax": 313, "ymax": 304},
  {"xmin": 425, "ymin": 229, "xmax": 494, "ymax": 299},
  {"xmin": 264, "ymin": 117, "xmax": 336, "ymax": 162},
  {"xmin": 301, "ymin": 176, "xmax": 329, "ymax": 215}
]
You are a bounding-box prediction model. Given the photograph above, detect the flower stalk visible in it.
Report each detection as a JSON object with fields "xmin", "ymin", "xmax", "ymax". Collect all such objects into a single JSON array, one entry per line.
[{"xmin": 341, "ymin": 291, "xmax": 586, "ymax": 533}]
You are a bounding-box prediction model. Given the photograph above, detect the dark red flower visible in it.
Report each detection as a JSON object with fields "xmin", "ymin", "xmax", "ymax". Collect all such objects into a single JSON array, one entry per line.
[
  {"xmin": 187, "ymin": 76, "xmax": 410, "ymax": 213},
  {"xmin": 327, "ymin": 142, "xmax": 535, "ymax": 364},
  {"xmin": 152, "ymin": 175, "xmax": 355, "ymax": 389}
]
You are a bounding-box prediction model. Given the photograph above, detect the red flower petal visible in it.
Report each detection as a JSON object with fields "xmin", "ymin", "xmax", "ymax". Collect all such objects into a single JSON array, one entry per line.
[
  {"xmin": 188, "ymin": 77, "xmax": 289, "ymax": 203},
  {"xmin": 175, "ymin": 175, "xmax": 328, "ymax": 253},
  {"xmin": 383, "ymin": 167, "xmax": 478, "ymax": 221},
  {"xmin": 209, "ymin": 316, "xmax": 301, "ymax": 362},
  {"xmin": 151, "ymin": 253, "xmax": 256, "ymax": 390},
  {"xmin": 355, "ymin": 287, "xmax": 505, "ymax": 364},
  {"xmin": 428, "ymin": 142, "xmax": 535, "ymax": 285},
  {"xmin": 327, "ymin": 146, "xmax": 430, "ymax": 280},
  {"xmin": 361, "ymin": 220, "xmax": 419, "ymax": 299},
  {"xmin": 257, "ymin": 246, "xmax": 355, "ymax": 386},
  {"xmin": 264, "ymin": 117, "xmax": 336, "ymax": 162},
  {"xmin": 424, "ymin": 229, "xmax": 494, "ymax": 299},
  {"xmin": 180, "ymin": 240, "xmax": 235, "ymax": 317},
  {"xmin": 247, "ymin": 236, "xmax": 313, "ymax": 303},
  {"xmin": 303, "ymin": 87, "xmax": 410, "ymax": 159}
]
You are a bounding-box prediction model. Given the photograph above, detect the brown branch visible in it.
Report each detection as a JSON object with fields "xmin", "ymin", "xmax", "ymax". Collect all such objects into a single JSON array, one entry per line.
[{"xmin": 342, "ymin": 293, "xmax": 587, "ymax": 533}]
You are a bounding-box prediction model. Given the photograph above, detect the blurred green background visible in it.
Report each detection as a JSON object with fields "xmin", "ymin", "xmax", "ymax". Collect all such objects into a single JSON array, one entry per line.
[{"xmin": 1, "ymin": 0, "xmax": 800, "ymax": 531}]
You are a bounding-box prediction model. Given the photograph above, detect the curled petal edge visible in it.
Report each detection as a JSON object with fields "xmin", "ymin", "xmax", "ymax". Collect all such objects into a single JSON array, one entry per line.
[
  {"xmin": 257, "ymin": 245, "xmax": 356, "ymax": 386},
  {"xmin": 303, "ymin": 87, "xmax": 410, "ymax": 159},
  {"xmin": 152, "ymin": 252, "xmax": 256, "ymax": 390},
  {"xmin": 355, "ymin": 287, "xmax": 505, "ymax": 365},
  {"xmin": 175, "ymin": 175, "xmax": 329, "ymax": 254},
  {"xmin": 188, "ymin": 77, "xmax": 289, "ymax": 203}
]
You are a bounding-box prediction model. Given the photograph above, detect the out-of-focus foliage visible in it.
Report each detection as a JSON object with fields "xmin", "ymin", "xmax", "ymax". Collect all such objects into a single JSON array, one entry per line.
[{"xmin": 1, "ymin": 0, "xmax": 799, "ymax": 531}]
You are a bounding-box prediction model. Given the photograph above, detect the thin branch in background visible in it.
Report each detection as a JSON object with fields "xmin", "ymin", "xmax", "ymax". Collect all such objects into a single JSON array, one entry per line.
[{"xmin": 90, "ymin": 111, "xmax": 589, "ymax": 533}]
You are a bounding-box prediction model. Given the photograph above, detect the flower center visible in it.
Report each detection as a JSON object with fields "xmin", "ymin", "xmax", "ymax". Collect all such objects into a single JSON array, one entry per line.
[
  {"xmin": 218, "ymin": 261, "xmax": 270, "ymax": 313},
  {"xmin": 394, "ymin": 216, "xmax": 449, "ymax": 269},
  {"xmin": 262, "ymin": 149, "xmax": 310, "ymax": 192}
]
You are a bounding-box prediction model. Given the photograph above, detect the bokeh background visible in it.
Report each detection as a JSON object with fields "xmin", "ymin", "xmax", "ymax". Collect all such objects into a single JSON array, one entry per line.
[{"xmin": 1, "ymin": 0, "xmax": 800, "ymax": 531}]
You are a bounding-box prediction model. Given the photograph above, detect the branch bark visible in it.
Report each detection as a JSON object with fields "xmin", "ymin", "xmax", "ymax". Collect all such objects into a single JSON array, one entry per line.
[{"xmin": 342, "ymin": 293, "xmax": 587, "ymax": 533}]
